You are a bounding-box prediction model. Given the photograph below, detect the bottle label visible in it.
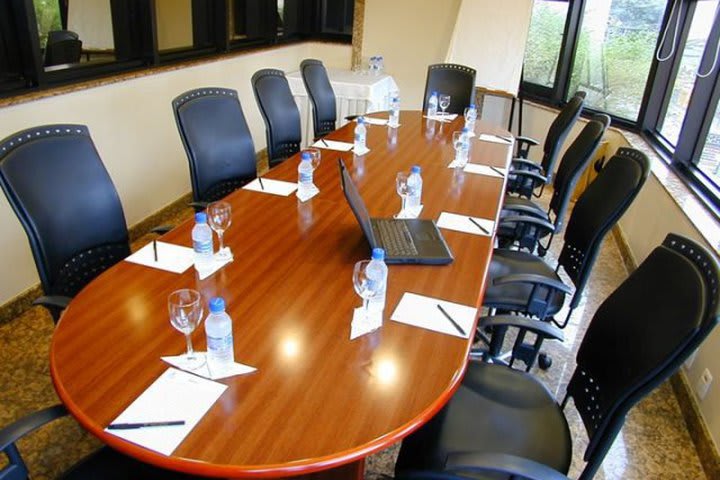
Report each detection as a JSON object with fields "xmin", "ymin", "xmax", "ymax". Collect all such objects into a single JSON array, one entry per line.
[
  {"xmin": 300, "ymin": 171, "xmax": 313, "ymax": 183},
  {"xmin": 193, "ymin": 239, "xmax": 212, "ymax": 254},
  {"xmin": 207, "ymin": 334, "xmax": 233, "ymax": 354}
]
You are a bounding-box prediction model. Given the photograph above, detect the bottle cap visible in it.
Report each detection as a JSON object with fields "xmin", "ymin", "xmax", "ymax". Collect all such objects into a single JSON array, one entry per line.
[
  {"xmin": 372, "ymin": 248, "xmax": 385, "ymax": 261},
  {"xmin": 358, "ymin": 116, "xmax": 365, "ymax": 124},
  {"xmin": 195, "ymin": 212, "xmax": 207, "ymax": 223},
  {"xmin": 462, "ymin": 127, "xmax": 469, "ymax": 133},
  {"xmin": 209, "ymin": 297, "xmax": 225, "ymax": 313},
  {"xmin": 432, "ymin": 91, "xmax": 438, "ymax": 96},
  {"xmin": 470, "ymin": 103, "xmax": 476, "ymax": 108},
  {"xmin": 411, "ymin": 165, "xmax": 421, "ymax": 174},
  {"xmin": 301, "ymin": 152, "xmax": 311, "ymax": 161}
]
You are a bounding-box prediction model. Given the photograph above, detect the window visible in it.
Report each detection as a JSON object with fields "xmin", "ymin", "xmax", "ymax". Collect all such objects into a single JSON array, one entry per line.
[
  {"xmin": 568, "ymin": 0, "xmax": 666, "ymax": 120},
  {"xmin": 523, "ymin": 0, "xmax": 569, "ymax": 89},
  {"xmin": 697, "ymin": 101, "xmax": 720, "ymax": 182},
  {"xmin": 320, "ymin": 0, "xmax": 354, "ymax": 35}
]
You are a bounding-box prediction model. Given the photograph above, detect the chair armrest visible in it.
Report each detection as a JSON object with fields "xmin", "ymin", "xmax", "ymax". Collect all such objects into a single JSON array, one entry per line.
[
  {"xmin": 499, "ymin": 214, "xmax": 556, "ymax": 235},
  {"xmin": 500, "ymin": 202, "xmax": 544, "ymax": 216},
  {"xmin": 478, "ymin": 314, "xmax": 564, "ymax": 342},
  {"xmin": 446, "ymin": 452, "xmax": 570, "ymax": 480},
  {"xmin": 514, "ymin": 135, "xmax": 539, "ymax": 147},
  {"xmin": 150, "ymin": 226, "xmax": 172, "ymax": 235},
  {"xmin": 0, "ymin": 404, "xmax": 68, "ymax": 451},
  {"xmin": 510, "ymin": 158, "xmax": 544, "ymax": 174},
  {"xmin": 189, "ymin": 201, "xmax": 209, "ymax": 210},
  {"xmin": 492, "ymin": 273, "xmax": 573, "ymax": 295},
  {"xmin": 32, "ymin": 295, "xmax": 72, "ymax": 310},
  {"xmin": 514, "ymin": 136, "xmax": 539, "ymax": 159}
]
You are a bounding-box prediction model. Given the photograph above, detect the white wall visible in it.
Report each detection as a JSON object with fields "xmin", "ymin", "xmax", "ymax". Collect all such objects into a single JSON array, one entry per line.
[
  {"xmin": 0, "ymin": 42, "xmax": 351, "ymax": 304},
  {"xmin": 361, "ymin": 0, "xmax": 462, "ymax": 110},
  {"xmin": 520, "ymin": 101, "xmax": 720, "ymax": 450}
]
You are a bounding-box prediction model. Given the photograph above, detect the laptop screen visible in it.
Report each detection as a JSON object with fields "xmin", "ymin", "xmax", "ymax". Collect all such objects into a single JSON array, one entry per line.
[{"xmin": 338, "ymin": 159, "xmax": 378, "ymax": 248}]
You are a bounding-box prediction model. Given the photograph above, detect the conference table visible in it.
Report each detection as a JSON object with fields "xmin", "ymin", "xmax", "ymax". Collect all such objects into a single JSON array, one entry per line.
[{"xmin": 50, "ymin": 111, "xmax": 513, "ymax": 479}]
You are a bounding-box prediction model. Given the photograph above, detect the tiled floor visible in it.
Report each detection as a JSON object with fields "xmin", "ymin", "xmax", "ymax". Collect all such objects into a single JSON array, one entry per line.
[{"xmin": 0, "ymin": 199, "xmax": 708, "ymax": 479}]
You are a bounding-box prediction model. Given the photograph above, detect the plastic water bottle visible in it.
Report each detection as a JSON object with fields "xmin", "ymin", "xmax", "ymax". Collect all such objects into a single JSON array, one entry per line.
[
  {"xmin": 407, "ymin": 165, "xmax": 423, "ymax": 212},
  {"xmin": 389, "ymin": 95, "xmax": 400, "ymax": 128},
  {"xmin": 464, "ymin": 103, "xmax": 477, "ymax": 131},
  {"xmin": 298, "ymin": 151, "xmax": 313, "ymax": 195},
  {"xmin": 192, "ymin": 212, "xmax": 213, "ymax": 275},
  {"xmin": 459, "ymin": 127, "xmax": 471, "ymax": 163},
  {"xmin": 427, "ymin": 91, "xmax": 438, "ymax": 117},
  {"xmin": 354, "ymin": 117, "xmax": 367, "ymax": 152},
  {"xmin": 367, "ymin": 248, "xmax": 388, "ymax": 315},
  {"xmin": 205, "ymin": 297, "xmax": 234, "ymax": 372}
]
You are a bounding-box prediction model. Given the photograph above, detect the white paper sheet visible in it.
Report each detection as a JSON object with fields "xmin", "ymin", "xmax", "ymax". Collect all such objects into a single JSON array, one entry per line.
[
  {"xmin": 125, "ymin": 242, "xmax": 194, "ymax": 274},
  {"xmin": 162, "ymin": 353, "xmax": 257, "ymax": 380},
  {"xmin": 243, "ymin": 178, "xmax": 298, "ymax": 196},
  {"xmin": 423, "ymin": 114, "xmax": 457, "ymax": 123},
  {"xmin": 296, "ymin": 187, "xmax": 320, "ymax": 202},
  {"xmin": 390, "ymin": 292, "xmax": 476, "ymax": 338},
  {"xmin": 477, "ymin": 133, "xmax": 513, "ymax": 144},
  {"xmin": 350, "ymin": 307, "xmax": 383, "ymax": 340},
  {"xmin": 463, "ymin": 164, "xmax": 506, "ymax": 178},
  {"xmin": 437, "ymin": 212, "xmax": 495, "ymax": 236},
  {"xmin": 197, "ymin": 253, "xmax": 233, "ymax": 280},
  {"xmin": 395, "ymin": 205, "xmax": 423, "ymax": 219},
  {"xmin": 312, "ymin": 139, "xmax": 354, "ymax": 152},
  {"xmin": 358, "ymin": 117, "xmax": 388, "ymax": 126},
  {"xmin": 353, "ymin": 145, "xmax": 371, "ymax": 156},
  {"xmin": 105, "ymin": 368, "xmax": 226, "ymax": 456}
]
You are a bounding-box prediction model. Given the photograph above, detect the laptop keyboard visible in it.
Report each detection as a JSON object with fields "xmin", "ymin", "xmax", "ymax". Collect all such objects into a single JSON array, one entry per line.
[{"xmin": 375, "ymin": 220, "xmax": 419, "ymax": 256}]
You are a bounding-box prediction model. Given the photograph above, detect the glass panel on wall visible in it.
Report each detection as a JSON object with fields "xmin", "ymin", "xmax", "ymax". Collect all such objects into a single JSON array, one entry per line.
[
  {"xmin": 523, "ymin": 0, "xmax": 569, "ymax": 88},
  {"xmin": 229, "ymin": 0, "xmax": 269, "ymax": 43},
  {"xmin": 568, "ymin": 0, "xmax": 666, "ymax": 120},
  {"xmin": 697, "ymin": 102, "xmax": 720, "ymax": 187},
  {"xmin": 155, "ymin": 0, "xmax": 194, "ymax": 51},
  {"xmin": 321, "ymin": 0, "xmax": 353, "ymax": 35},
  {"xmin": 658, "ymin": 0, "xmax": 719, "ymax": 146},
  {"xmin": 38, "ymin": 0, "xmax": 116, "ymax": 70}
]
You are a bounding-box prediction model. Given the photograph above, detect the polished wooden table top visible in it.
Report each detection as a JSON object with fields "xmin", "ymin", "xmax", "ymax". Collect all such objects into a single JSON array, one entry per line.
[{"xmin": 50, "ymin": 111, "xmax": 512, "ymax": 478}]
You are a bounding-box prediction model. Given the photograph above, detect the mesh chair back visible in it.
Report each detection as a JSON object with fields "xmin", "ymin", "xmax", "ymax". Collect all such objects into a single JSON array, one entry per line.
[
  {"xmin": 548, "ymin": 114, "xmax": 610, "ymax": 232},
  {"xmin": 0, "ymin": 125, "xmax": 129, "ymax": 299},
  {"xmin": 44, "ymin": 30, "xmax": 82, "ymax": 66},
  {"xmin": 566, "ymin": 233, "xmax": 719, "ymax": 480},
  {"xmin": 173, "ymin": 88, "xmax": 257, "ymax": 203},
  {"xmin": 539, "ymin": 94, "xmax": 585, "ymax": 180},
  {"xmin": 558, "ymin": 148, "xmax": 649, "ymax": 308},
  {"xmin": 422, "ymin": 63, "xmax": 477, "ymax": 115},
  {"xmin": 251, "ymin": 69, "xmax": 302, "ymax": 167},
  {"xmin": 300, "ymin": 59, "xmax": 337, "ymax": 138}
]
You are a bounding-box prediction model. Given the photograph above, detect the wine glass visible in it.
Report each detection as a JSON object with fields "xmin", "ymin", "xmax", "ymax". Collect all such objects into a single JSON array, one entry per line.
[
  {"xmin": 439, "ymin": 94, "xmax": 451, "ymax": 117},
  {"xmin": 168, "ymin": 289, "xmax": 204, "ymax": 370},
  {"xmin": 353, "ymin": 260, "xmax": 380, "ymax": 330},
  {"xmin": 302, "ymin": 148, "xmax": 322, "ymax": 171},
  {"xmin": 395, "ymin": 172, "xmax": 409, "ymax": 218},
  {"xmin": 207, "ymin": 201, "xmax": 232, "ymax": 261}
]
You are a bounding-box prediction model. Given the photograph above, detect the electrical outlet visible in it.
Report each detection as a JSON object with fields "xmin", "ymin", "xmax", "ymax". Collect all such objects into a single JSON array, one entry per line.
[
  {"xmin": 695, "ymin": 368, "xmax": 713, "ymax": 400},
  {"xmin": 685, "ymin": 351, "xmax": 698, "ymax": 369}
]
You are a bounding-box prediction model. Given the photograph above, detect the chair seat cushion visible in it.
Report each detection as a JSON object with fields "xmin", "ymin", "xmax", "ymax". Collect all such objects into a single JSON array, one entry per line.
[
  {"xmin": 61, "ymin": 446, "xmax": 198, "ymax": 480},
  {"xmin": 497, "ymin": 196, "xmax": 550, "ymax": 243},
  {"xmin": 395, "ymin": 362, "xmax": 572, "ymax": 476},
  {"xmin": 483, "ymin": 249, "xmax": 566, "ymax": 317}
]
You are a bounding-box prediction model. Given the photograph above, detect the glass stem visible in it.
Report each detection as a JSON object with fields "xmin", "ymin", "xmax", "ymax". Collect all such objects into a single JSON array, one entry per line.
[
  {"xmin": 363, "ymin": 298, "xmax": 370, "ymax": 318},
  {"xmin": 218, "ymin": 231, "xmax": 224, "ymax": 252},
  {"xmin": 185, "ymin": 334, "xmax": 194, "ymax": 357},
  {"xmin": 401, "ymin": 195, "xmax": 407, "ymax": 214}
]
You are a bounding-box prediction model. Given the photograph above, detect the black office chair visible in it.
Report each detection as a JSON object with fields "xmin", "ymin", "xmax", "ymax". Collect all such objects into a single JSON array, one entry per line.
[
  {"xmin": 507, "ymin": 93, "xmax": 586, "ymax": 199},
  {"xmin": 480, "ymin": 148, "xmax": 650, "ymax": 369},
  {"xmin": 422, "ymin": 63, "xmax": 477, "ymax": 115},
  {"xmin": 0, "ymin": 404, "xmax": 199, "ymax": 479},
  {"xmin": 173, "ymin": 87, "xmax": 257, "ymax": 208},
  {"xmin": 300, "ymin": 59, "xmax": 337, "ymax": 139},
  {"xmin": 44, "ymin": 30, "xmax": 82, "ymax": 66},
  {"xmin": 396, "ymin": 233, "xmax": 720, "ymax": 480},
  {"xmin": 251, "ymin": 69, "xmax": 302, "ymax": 168},
  {"xmin": 0, "ymin": 125, "xmax": 131, "ymax": 323},
  {"xmin": 497, "ymin": 115, "xmax": 610, "ymax": 256}
]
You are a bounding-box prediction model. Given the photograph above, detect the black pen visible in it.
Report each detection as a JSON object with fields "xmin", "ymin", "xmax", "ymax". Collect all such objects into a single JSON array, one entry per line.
[
  {"xmin": 258, "ymin": 176, "xmax": 265, "ymax": 190},
  {"xmin": 107, "ymin": 420, "xmax": 185, "ymax": 430},
  {"xmin": 321, "ymin": 138, "xmax": 329, "ymax": 147},
  {"xmin": 153, "ymin": 240, "xmax": 158, "ymax": 262},
  {"xmin": 489, "ymin": 166, "xmax": 504, "ymax": 177},
  {"xmin": 495, "ymin": 134, "xmax": 513, "ymax": 142},
  {"xmin": 468, "ymin": 217, "xmax": 489, "ymax": 235},
  {"xmin": 436, "ymin": 304, "xmax": 466, "ymax": 336}
]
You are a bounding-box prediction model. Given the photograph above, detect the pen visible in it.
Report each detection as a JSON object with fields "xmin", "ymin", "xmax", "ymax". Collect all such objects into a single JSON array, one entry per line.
[
  {"xmin": 258, "ymin": 176, "xmax": 265, "ymax": 190},
  {"xmin": 153, "ymin": 240, "xmax": 158, "ymax": 262},
  {"xmin": 320, "ymin": 138, "xmax": 329, "ymax": 147},
  {"xmin": 107, "ymin": 420, "xmax": 185, "ymax": 430},
  {"xmin": 468, "ymin": 217, "xmax": 489, "ymax": 235},
  {"xmin": 436, "ymin": 304, "xmax": 466, "ymax": 336},
  {"xmin": 489, "ymin": 166, "xmax": 504, "ymax": 177}
]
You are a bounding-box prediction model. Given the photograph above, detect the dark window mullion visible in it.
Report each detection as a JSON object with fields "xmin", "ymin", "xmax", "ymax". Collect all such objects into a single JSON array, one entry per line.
[{"xmin": 554, "ymin": 0, "xmax": 584, "ymax": 102}]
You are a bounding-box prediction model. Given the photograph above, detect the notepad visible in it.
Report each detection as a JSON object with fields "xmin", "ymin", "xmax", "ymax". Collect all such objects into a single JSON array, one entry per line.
[
  {"xmin": 477, "ymin": 133, "xmax": 513, "ymax": 144},
  {"xmin": 350, "ymin": 307, "xmax": 383, "ymax": 340},
  {"xmin": 197, "ymin": 253, "xmax": 233, "ymax": 280},
  {"xmin": 312, "ymin": 139, "xmax": 354, "ymax": 152},
  {"xmin": 243, "ymin": 178, "xmax": 298, "ymax": 196},
  {"xmin": 105, "ymin": 368, "xmax": 226, "ymax": 456},
  {"xmin": 125, "ymin": 242, "xmax": 194, "ymax": 273},
  {"xmin": 162, "ymin": 353, "xmax": 257, "ymax": 380},
  {"xmin": 358, "ymin": 117, "xmax": 388, "ymax": 126},
  {"xmin": 353, "ymin": 145, "xmax": 371, "ymax": 156},
  {"xmin": 463, "ymin": 164, "xmax": 506, "ymax": 178},
  {"xmin": 296, "ymin": 187, "xmax": 320, "ymax": 202},
  {"xmin": 437, "ymin": 212, "xmax": 495, "ymax": 237},
  {"xmin": 390, "ymin": 292, "xmax": 476, "ymax": 338}
]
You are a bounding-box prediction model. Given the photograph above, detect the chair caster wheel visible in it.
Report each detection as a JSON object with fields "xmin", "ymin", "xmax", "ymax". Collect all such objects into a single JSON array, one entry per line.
[{"xmin": 538, "ymin": 353, "xmax": 552, "ymax": 370}]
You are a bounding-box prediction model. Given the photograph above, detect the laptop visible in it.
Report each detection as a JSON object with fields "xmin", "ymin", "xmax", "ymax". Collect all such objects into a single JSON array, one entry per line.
[{"xmin": 338, "ymin": 159, "xmax": 453, "ymax": 265}]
